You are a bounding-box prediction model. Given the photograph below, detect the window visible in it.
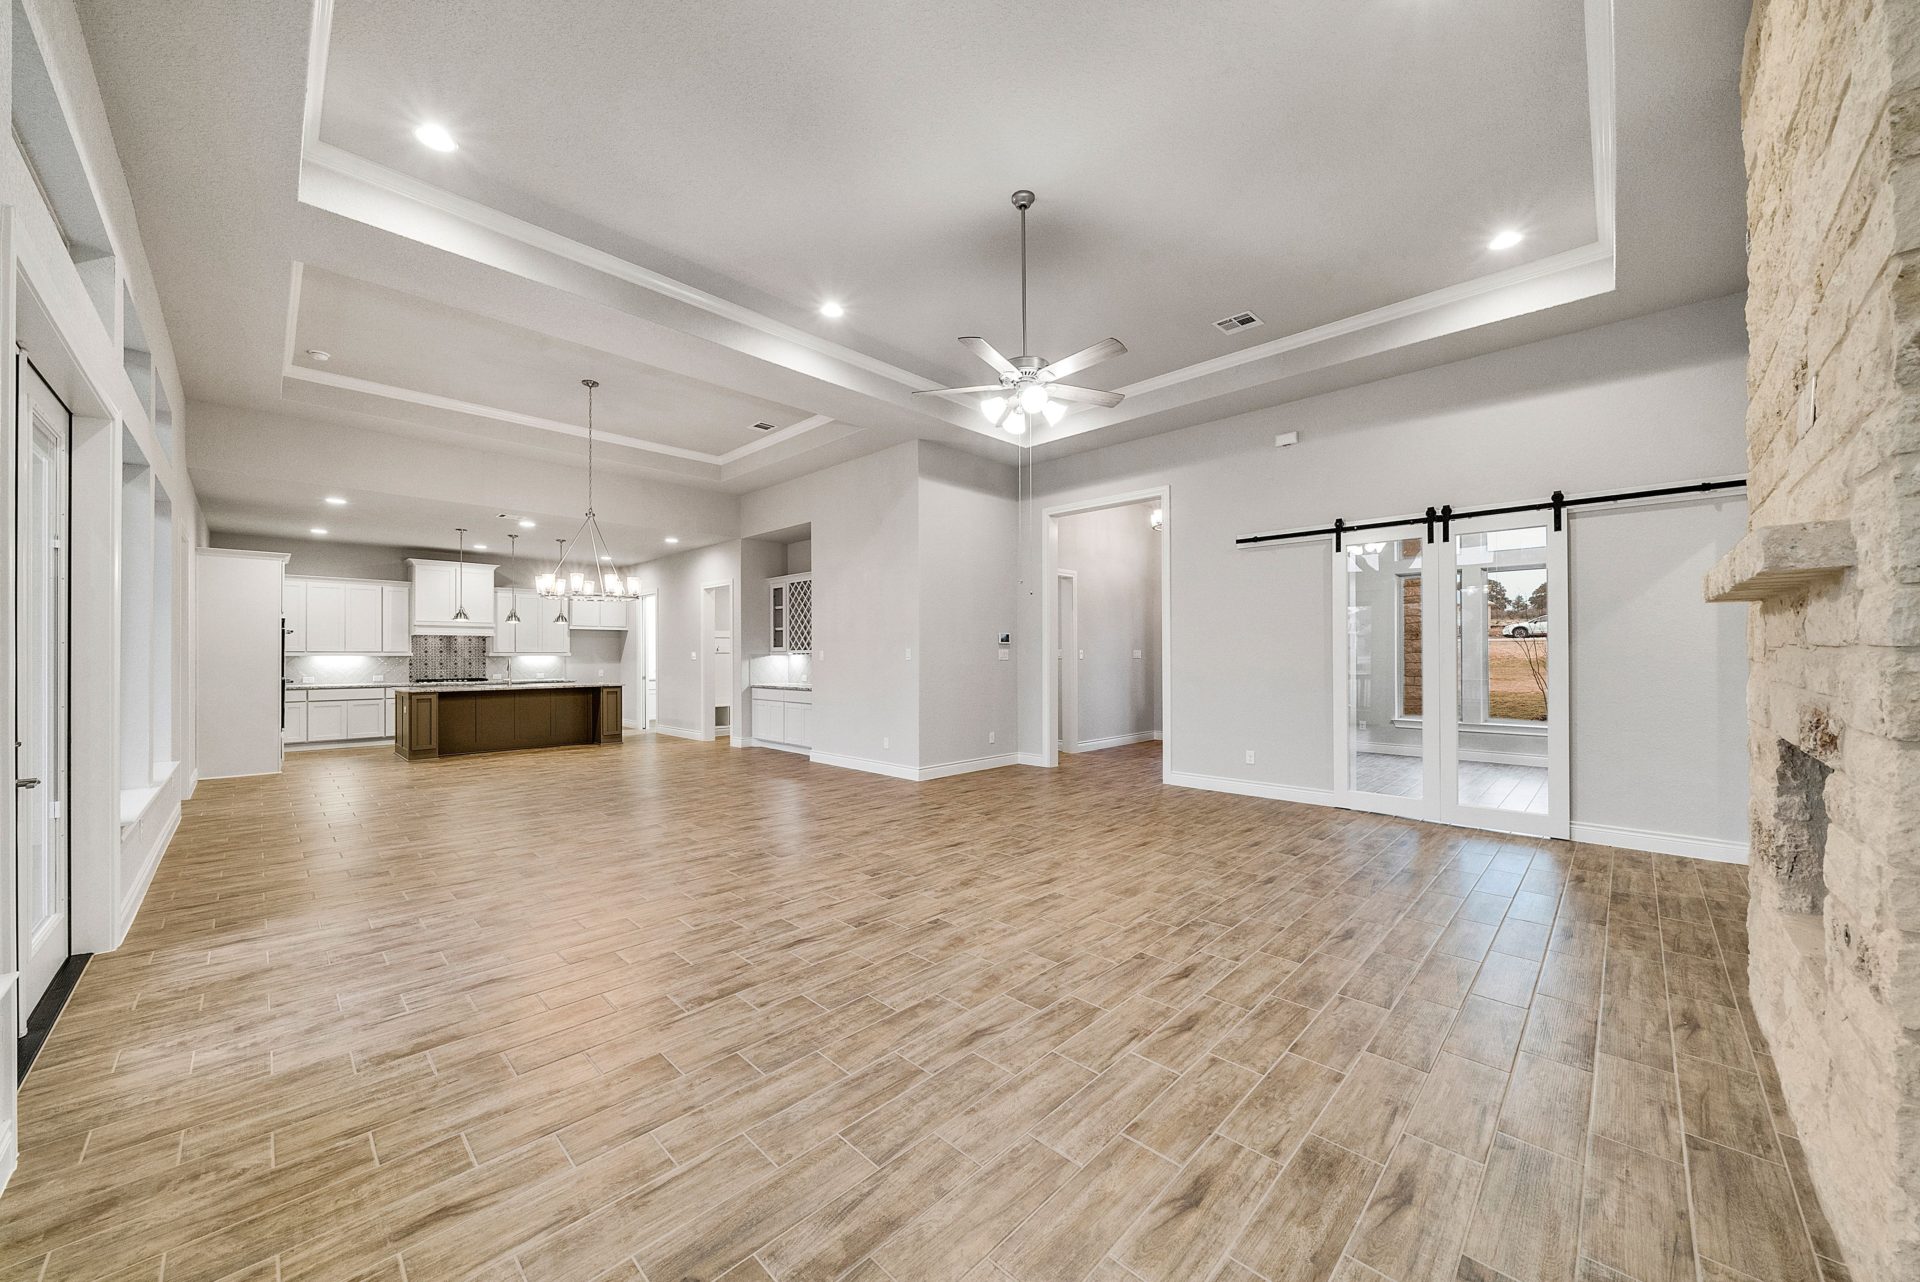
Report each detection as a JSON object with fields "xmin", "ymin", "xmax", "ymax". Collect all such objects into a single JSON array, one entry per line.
[
  {"xmin": 1398, "ymin": 572, "xmax": 1423, "ymax": 717},
  {"xmin": 1483, "ymin": 566, "xmax": 1547, "ymax": 722}
]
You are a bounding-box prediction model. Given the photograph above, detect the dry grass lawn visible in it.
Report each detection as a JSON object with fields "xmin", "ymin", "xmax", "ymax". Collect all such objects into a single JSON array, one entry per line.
[{"xmin": 1487, "ymin": 635, "xmax": 1548, "ymax": 720}]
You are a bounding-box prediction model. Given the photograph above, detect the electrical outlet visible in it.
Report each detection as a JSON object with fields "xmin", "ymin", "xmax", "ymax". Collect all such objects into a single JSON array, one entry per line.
[
  {"xmin": 998, "ymin": 648, "xmax": 1010, "ymax": 661},
  {"xmin": 988, "ymin": 731, "xmax": 996, "ymax": 745},
  {"xmin": 883, "ymin": 736, "xmax": 890, "ymax": 750},
  {"xmin": 1244, "ymin": 750, "xmax": 1256, "ymax": 764},
  {"xmin": 904, "ymin": 647, "xmax": 912, "ymax": 661},
  {"xmin": 1133, "ymin": 649, "xmax": 1143, "ymax": 659}
]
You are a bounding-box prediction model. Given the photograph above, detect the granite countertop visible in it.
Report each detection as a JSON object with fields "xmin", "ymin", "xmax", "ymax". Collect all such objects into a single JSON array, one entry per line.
[
  {"xmin": 288, "ymin": 682, "xmax": 400, "ymax": 690},
  {"xmin": 393, "ymin": 681, "xmax": 623, "ymax": 693},
  {"xmin": 751, "ymin": 683, "xmax": 813, "ymax": 692}
]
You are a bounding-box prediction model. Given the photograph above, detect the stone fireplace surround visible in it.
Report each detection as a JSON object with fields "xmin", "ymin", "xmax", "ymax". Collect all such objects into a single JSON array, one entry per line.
[{"xmin": 1716, "ymin": 1, "xmax": 1920, "ymax": 1275}]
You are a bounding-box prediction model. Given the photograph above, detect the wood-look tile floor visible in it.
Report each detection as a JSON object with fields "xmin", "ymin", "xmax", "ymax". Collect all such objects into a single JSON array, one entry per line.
[{"xmin": 2, "ymin": 739, "xmax": 1849, "ymax": 1282}]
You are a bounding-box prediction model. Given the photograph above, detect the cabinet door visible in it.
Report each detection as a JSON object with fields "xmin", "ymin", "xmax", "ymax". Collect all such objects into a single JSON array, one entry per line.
[
  {"xmin": 460, "ymin": 565, "xmax": 495, "ymax": 624},
  {"xmin": 572, "ymin": 597, "xmax": 602, "ymax": 629},
  {"xmin": 305, "ymin": 582, "xmax": 348, "ymax": 652},
  {"xmin": 307, "ymin": 701, "xmax": 348, "ymax": 742},
  {"xmin": 283, "ymin": 702, "xmax": 307, "ymax": 744},
  {"xmin": 538, "ymin": 597, "xmax": 571, "ymax": 654},
  {"xmin": 784, "ymin": 702, "xmax": 810, "ymax": 748},
  {"xmin": 381, "ymin": 585, "xmax": 410, "ymax": 652},
  {"xmin": 343, "ymin": 584, "xmax": 383, "ymax": 652},
  {"xmin": 491, "ymin": 589, "xmax": 517, "ymax": 654},
  {"xmin": 412, "ymin": 564, "xmax": 457, "ymax": 624},
  {"xmin": 283, "ymin": 579, "xmax": 307, "ymax": 652},
  {"xmin": 770, "ymin": 583, "xmax": 786, "ymax": 651},
  {"xmin": 346, "ymin": 699, "xmax": 385, "ymax": 739},
  {"xmin": 753, "ymin": 698, "xmax": 783, "ymax": 744}
]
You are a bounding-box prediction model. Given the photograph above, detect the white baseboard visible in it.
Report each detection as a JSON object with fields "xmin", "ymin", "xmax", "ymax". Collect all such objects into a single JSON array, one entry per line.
[
  {"xmin": 752, "ymin": 739, "xmax": 810, "ymax": 757},
  {"xmin": 1166, "ymin": 771, "xmax": 1336, "ymax": 807},
  {"xmin": 649, "ymin": 723, "xmax": 705, "ymax": 741},
  {"xmin": 1072, "ymin": 731, "xmax": 1158, "ymax": 752},
  {"xmin": 915, "ymin": 753, "xmax": 1020, "ymax": 780},
  {"xmin": 808, "ymin": 750, "xmax": 919, "ymax": 781},
  {"xmin": 116, "ymin": 802, "xmax": 180, "ymax": 946},
  {"xmin": 1569, "ymin": 821, "xmax": 1749, "ymax": 864},
  {"xmin": 1016, "ymin": 752, "xmax": 1051, "ymax": 768}
]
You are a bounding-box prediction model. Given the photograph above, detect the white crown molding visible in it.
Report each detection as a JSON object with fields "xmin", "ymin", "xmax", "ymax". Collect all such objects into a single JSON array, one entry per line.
[{"xmin": 297, "ymin": 0, "xmax": 1622, "ymax": 460}]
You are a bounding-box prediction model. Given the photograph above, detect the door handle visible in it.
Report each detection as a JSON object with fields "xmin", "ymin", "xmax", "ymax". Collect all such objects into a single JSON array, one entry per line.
[{"xmin": 16, "ymin": 777, "xmax": 41, "ymax": 789}]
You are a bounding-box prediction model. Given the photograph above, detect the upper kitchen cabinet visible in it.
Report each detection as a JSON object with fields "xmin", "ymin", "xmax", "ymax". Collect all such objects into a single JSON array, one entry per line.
[
  {"xmin": 284, "ymin": 577, "xmax": 410, "ymax": 655},
  {"xmin": 566, "ymin": 597, "xmax": 630, "ymax": 631},
  {"xmin": 490, "ymin": 588, "xmax": 569, "ymax": 655},
  {"xmin": 408, "ymin": 559, "xmax": 496, "ymax": 635},
  {"xmin": 768, "ymin": 574, "xmax": 813, "ymax": 652}
]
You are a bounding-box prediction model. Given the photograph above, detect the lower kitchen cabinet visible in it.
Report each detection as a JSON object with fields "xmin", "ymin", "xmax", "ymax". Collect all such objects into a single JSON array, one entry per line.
[
  {"xmin": 284, "ymin": 701, "xmax": 307, "ymax": 744},
  {"xmin": 307, "ymin": 701, "xmax": 349, "ymax": 742},
  {"xmin": 286, "ymin": 687, "xmax": 401, "ymax": 744},
  {"xmin": 346, "ymin": 698, "xmax": 384, "ymax": 739},
  {"xmin": 751, "ymin": 689, "xmax": 812, "ymax": 750}
]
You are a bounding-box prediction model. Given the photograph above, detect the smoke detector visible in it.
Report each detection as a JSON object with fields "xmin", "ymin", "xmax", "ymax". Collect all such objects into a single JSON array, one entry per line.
[{"xmin": 1213, "ymin": 311, "xmax": 1263, "ymax": 335}]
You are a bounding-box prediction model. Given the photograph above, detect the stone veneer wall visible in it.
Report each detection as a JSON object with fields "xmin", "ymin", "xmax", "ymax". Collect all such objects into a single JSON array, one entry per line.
[{"xmin": 1739, "ymin": 0, "xmax": 1920, "ymax": 1276}]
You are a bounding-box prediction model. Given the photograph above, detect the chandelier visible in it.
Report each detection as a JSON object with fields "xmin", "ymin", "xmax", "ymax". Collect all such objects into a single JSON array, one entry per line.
[{"xmin": 535, "ymin": 378, "xmax": 641, "ymax": 618}]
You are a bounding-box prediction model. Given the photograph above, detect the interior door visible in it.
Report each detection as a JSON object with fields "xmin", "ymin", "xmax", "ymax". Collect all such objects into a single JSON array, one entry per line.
[
  {"xmin": 642, "ymin": 595, "xmax": 658, "ymax": 726},
  {"xmin": 1056, "ymin": 573, "xmax": 1078, "ymax": 753},
  {"xmin": 1332, "ymin": 526, "xmax": 1439, "ymax": 819},
  {"xmin": 1437, "ymin": 515, "xmax": 1568, "ymax": 838},
  {"xmin": 16, "ymin": 362, "xmax": 70, "ymax": 1031}
]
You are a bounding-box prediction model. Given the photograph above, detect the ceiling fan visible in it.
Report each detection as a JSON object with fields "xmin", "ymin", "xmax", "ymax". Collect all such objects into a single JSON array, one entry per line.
[{"xmin": 915, "ymin": 189, "xmax": 1126, "ymax": 435}]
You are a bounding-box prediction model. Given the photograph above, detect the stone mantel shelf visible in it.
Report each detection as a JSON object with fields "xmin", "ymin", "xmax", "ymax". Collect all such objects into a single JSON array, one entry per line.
[{"xmin": 1705, "ymin": 520, "xmax": 1856, "ymax": 603}]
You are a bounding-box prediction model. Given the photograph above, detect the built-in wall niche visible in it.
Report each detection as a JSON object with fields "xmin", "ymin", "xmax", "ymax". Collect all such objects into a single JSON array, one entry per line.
[
  {"xmin": 12, "ymin": 0, "xmax": 117, "ymax": 334},
  {"xmin": 116, "ymin": 431, "xmax": 180, "ymax": 822},
  {"xmin": 119, "ymin": 286, "xmax": 174, "ymax": 459}
]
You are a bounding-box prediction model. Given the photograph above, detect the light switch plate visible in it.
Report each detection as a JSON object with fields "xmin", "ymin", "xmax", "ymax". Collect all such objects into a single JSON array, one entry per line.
[{"xmin": 1133, "ymin": 649, "xmax": 1143, "ymax": 658}]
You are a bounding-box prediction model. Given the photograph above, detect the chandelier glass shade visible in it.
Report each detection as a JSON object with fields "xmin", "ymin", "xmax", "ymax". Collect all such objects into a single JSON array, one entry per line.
[{"xmin": 535, "ymin": 379, "xmax": 644, "ymax": 612}]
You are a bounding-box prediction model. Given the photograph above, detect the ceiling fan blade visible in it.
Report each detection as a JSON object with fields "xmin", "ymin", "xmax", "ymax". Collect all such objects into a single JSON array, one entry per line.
[
  {"xmin": 1046, "ymin": 383, "xmax": 1125, "ymax": 409},
  {"xmin": 959, "ymin": 336, "xmax": 1018, "ymax": 377},
  {"xmin": 911, "ymin": 385, "xmax": 1009, "ymax": 399},
  {"xmin": 1040, "ymin": 337, "xmax": 1126, "ymax": 382}
]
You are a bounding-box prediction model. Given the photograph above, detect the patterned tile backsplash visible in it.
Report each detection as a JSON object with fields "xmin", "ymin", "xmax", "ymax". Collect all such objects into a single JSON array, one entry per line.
[{"xmin": 411, "ymin": 635, "xmax": 490, "ymax": 681}]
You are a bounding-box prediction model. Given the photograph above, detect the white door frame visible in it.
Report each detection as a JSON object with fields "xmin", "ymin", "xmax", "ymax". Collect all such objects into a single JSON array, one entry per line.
[
  {"xmin": 630, "ymin": 589, "xmax": 657, "ymax": 730},
  {"xmin": 14, "ymin": 359, "xmax": 69, "ymax": 1032},
  {"xmin": 699, "ymin": 579, "xmax": 735, "ymax": 742},
  {"xmin": 1040, "ymin": 486, "xmax": 1171, "ymax": 779},
  {"xmin": 1330, "ymin": 523, "xmax": 1441, "ymax": 822},
  {"xmin": 1055, "ymin": 570, "xmax": 1078, "ymax": 754}
]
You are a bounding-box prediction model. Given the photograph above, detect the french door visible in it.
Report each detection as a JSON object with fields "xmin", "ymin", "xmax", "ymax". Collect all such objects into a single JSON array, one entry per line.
[
  {"xmin": 1332, "ymin": 513, "xmax": 1568, "ymax": 838},
  {"xmin": 16, "ymin": 361, "xmax": 70, "ymax": 1031}
]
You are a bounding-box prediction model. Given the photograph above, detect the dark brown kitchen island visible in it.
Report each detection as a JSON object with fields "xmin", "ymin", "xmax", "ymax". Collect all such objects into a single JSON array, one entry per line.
[{"xmin": 392, "ymin": 683, "xmax": 623, "ymax": 759}]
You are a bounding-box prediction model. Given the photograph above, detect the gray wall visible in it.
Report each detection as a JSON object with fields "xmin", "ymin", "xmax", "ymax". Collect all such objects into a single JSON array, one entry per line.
[
  {"xmin": 1056, "ymin": 501, "xmax": 1162, "ymax": 748},
  {"xmin": 917, "ymin": 444, "xmax": 1018, "ymax": 769},
  {"xmin": 1017, "ymin": 292, "xmax": 1753, "ymax": 852},
  {"xmin": 625, "ymin": 541, "xmax": 741, "ymax": 737}
]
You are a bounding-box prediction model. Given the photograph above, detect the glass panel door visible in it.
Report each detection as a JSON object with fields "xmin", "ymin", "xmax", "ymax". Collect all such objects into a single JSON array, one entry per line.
[
  {"xmin": 1333, "ymin": 528, "xmax": 1438, "ymax": 819},
  {"xmin": 1438, "ymin": 516, "xmax": 1568, "ymax": 838}
]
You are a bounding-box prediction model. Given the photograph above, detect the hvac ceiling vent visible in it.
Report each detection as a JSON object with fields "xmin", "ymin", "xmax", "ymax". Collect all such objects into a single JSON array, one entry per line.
[
  {"xmin": 1214, "ymin": 311, "xmax": 1263, "ymax": 335},
  {"xmin": 752, "ymin": 421, "xmax": 778, "ymax": 432}
]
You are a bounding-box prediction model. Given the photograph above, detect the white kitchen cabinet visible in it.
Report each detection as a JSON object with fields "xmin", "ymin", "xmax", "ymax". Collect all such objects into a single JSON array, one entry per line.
[
  {"xmin": 408, "ymin": 559, "xmax": 496, "ymax": 633},
  {"xmin": 304, "ymin": 581, "xmax": 347, "ymax": 652},
  {"xmin": 346, "ymin": 698, "xmax": 385, "ymax": 739},
  {"xmin": 384, "ymin": 692, "xmax": 395, "ymax": 738},
  {"xmin": 284, "ymin": 577, "xmax": 412, "ymax": 655},
  {"xmin": 567, "ymin": 596, "xmax": 629, "ymax": 630},
  {"xmin": 283, "ymin": 701, "xmax": 307, "ymax": 744},
  {"xmin": 343, "ymin": 583, "xmax": 383, "ymax": 653},
  {"xmin": 768, "ymin": 574, "xmax": 813, "ymax": 652},
  {"xmin": 751, "ymin": 688, "xmax": 812, "ymax": 751},
  {"xmin": 306, "ymin": 700, "xmax": 348, "ymax": 742},
  {"xmin": 283, "ymin": 579, "xmax": 306, "ymax": 652},
  {"xmin": 381, "ymin": 584, "xmax": 410, "ymax": 653},
  {"xmin": 491, "ymin": 589, "xmax": 570, "ymax": 655}
]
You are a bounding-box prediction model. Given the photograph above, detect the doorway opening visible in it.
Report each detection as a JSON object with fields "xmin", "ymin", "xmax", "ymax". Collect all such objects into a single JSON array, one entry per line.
[
  {"xmin": 632, "ymin": 592, "xmax": 658, "ymax": 731},
  {"xmin": 1042, "ymin": 488, "xmax": 1170, "ymax": 777},
  {"xmin": 701, "ymin": 581, "xmax": 733, "ymax": 740}
]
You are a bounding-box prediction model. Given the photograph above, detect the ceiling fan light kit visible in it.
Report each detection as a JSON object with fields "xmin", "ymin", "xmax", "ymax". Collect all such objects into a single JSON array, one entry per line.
[{"xmin": 916, "ymin": 189, "xmax": 1127, "ymax": 436}]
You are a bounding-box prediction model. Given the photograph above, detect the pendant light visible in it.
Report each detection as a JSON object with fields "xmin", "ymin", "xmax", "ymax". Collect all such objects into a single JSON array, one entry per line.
[
  {"xmin": 504, "ymin": 533, "xmax": 522, "ymax": 622},
  {"xmin": 452, "ymin": 527, "xmax": 470, "ymax": 621},
  {"xmin": 537, "ymin": 378, "xmax": 642, "ymax": 607}
]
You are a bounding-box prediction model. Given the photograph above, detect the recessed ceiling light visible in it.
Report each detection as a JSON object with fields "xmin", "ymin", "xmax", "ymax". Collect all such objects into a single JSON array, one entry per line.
[
  {"xmin": 323, "ymin": 495, "xmax": 348, "ymax": 505},
  {"xmin": 1488, "ymin": 229, "xmax": 1524, "ymax": 251},
  {"xmin": 664, "ymin": 536, "xmax": 680, "ymax": 544},
  {"xmin": 305, "ymin": 348, "xmax": 331, "ymax": 362},
  {"xmin": 818, "ymin": 300, "xmax": 845, "ymax": 318},
  {"xmin": 310, "ymin": 527, "xmax": 328, "ymax": 536},
  {"xmin": 414, "ymin": 122, "xmax": 459, "ymax": 153},
  {"xmin": 473, "ymin": 543, "xmax": 487, "ymax": 551},
  {"xmin": 517, "ymin": 518, "xmax": 536, "ymax": 529}
]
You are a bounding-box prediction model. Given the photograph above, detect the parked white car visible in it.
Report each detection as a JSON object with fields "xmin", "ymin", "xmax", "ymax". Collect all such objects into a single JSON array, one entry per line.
[{"xmin": 1501, "ymin": 618, "xmax": 1549, "ymax": 638}]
